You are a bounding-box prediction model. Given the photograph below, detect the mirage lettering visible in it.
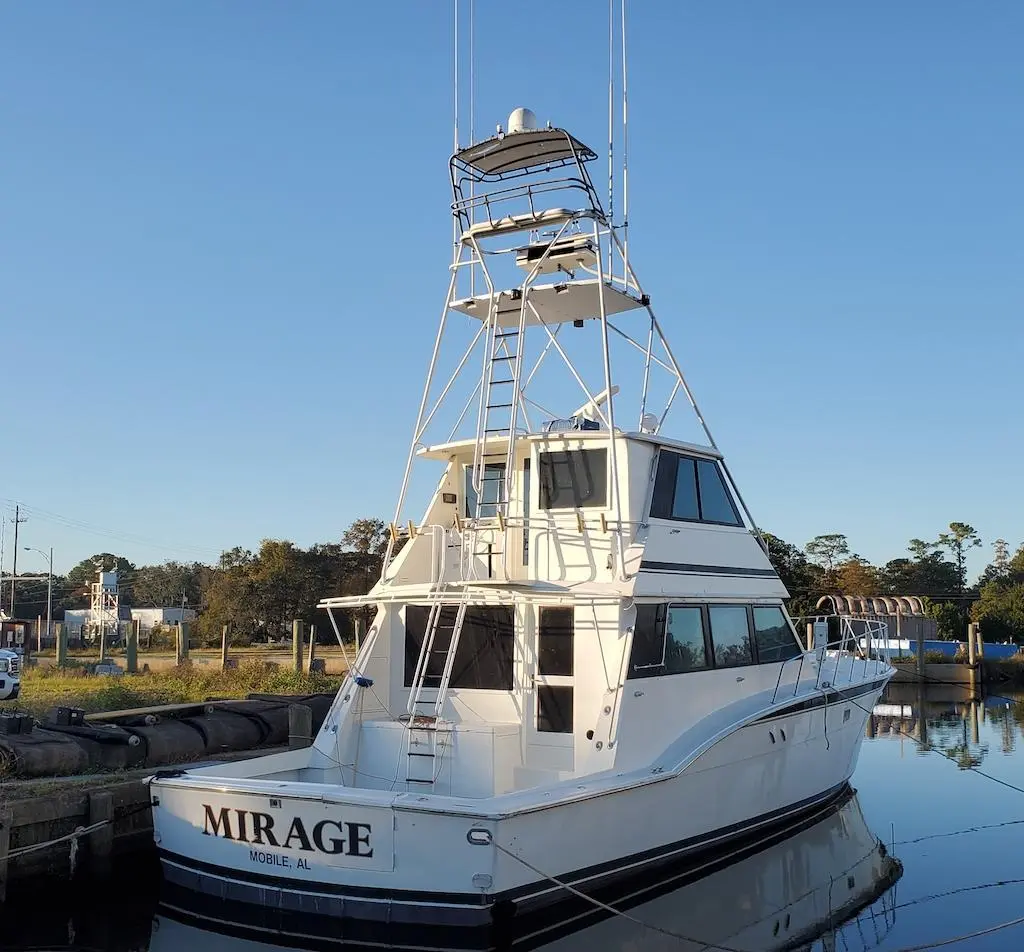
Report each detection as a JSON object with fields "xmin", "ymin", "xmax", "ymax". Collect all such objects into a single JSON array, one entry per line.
[{"xmin": 201, "ymin": 804, "xmax": 374, "ymax": 858}]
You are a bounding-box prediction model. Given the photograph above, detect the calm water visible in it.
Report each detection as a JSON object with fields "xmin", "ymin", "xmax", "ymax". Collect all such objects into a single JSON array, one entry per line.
[{"xmin": 9, "ymin": 681, "xmax": 1024, "ymax": 951}]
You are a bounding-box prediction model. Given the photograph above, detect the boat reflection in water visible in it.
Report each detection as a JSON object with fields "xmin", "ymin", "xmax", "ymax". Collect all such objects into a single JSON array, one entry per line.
[{"xmin": 154, "ymin": 788, "xmax": 901, "ymax": 952}]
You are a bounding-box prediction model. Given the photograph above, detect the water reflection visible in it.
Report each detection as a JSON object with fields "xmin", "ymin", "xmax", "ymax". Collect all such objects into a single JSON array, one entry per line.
[
  {"xmin": 4, "ymin": 792, "xmax": 902, "ymax": 952},
  {"xmin": 868, "ymin": 683, "xmax": 1024, "ymax": 768}
]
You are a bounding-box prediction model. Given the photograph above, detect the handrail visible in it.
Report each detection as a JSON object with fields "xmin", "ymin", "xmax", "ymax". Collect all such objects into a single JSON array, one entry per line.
[{"xmin": 769, "ymin": 614, "xmax": 894, "ymax": 705}]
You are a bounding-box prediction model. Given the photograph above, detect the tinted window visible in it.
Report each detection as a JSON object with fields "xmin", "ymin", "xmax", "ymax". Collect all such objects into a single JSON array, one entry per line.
[
  {"xmin": 665, "ymin": 607, "xmax": 709, "ymax": 672},
  {"xmin": 466, "ymin": 463, "xmax": 505, "ymax": 518},
  {"xmin": 539, "ymin": 449, "xmax": 607, "ymax": 509},
  {"xmin": 753, "ymin": 606, "xmax": 801, "ymax": 664},
  {"xmin": 708, "ymin": 605, "xmax": 753, "ymax": 666},
  {"xmin": 537, "ymin": 685, "xmax": 573, "ymax": 732},
  {"xmin": 522, "ymin": 459, "xmax": 531, "ymax": 564},
  {"xmin": 626, "ymin": 604, "xmax": 667, "ymax": 678},
  {"xmin": 650, "ymin": 451, "xmax": 741, "ymax": 526},
  {"xmin": 405, "ymin": 605, "xmax": 514, "ymax": 690},
  {"xmin": 696, "ymin": 460, "xmax": 740, "ymax": 525},
  {"xmin": 538, "ymin": 607, "xmax": 573, "ymax": 676},
  {"xmin": 673, "ymin": 458, "xmax": 700, "ymax": 519}
]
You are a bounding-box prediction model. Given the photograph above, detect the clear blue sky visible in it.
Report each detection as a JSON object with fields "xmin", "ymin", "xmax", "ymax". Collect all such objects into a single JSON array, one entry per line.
[{"xmin": 2, "ymin": 2, "xmax": 1021, "ymax": 578}]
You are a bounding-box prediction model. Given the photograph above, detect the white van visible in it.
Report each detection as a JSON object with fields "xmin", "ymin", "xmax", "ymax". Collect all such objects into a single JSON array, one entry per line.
[{"xmin": 0, "ymin": 649, "xmax": 22, "ymax": 700}]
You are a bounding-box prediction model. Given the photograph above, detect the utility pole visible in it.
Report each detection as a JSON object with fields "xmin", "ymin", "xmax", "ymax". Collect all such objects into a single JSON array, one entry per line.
[
  {"xmin": 24, "ymin": 546, "xmax": 53, "ymax": 649},
  {"xmin": 9, "ymin": 506, "xmax": 28, "ymax": 615}
]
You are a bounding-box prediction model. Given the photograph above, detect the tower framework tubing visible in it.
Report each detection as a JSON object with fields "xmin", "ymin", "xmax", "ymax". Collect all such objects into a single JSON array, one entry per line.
[
  {"xmin": 467, "ymin": 211, "xmax": 582, "ymax": 499},
  {"xmin": 591, "ymin": 222, "xmax": 628, "ymax": 581},
  {"xmin": 448, "ymin": 131, "xmax": 605, "ymax": 236},
  {"xmin": 499, "ymin": 215, "xmax": 579, "ymax": 503},
  {"xmin": 383, "ymin": 267, "xmax": 459, "ymax": 582}
]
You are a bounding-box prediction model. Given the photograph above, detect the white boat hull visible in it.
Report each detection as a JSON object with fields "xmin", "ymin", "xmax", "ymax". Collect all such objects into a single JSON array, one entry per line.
[{"xmin": 152, "ymin": 675, "xmax": 888, "ymax": 941}]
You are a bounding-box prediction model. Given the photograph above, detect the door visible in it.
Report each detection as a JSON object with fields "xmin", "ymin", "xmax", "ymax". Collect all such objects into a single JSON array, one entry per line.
[{"xmin": 524, "ymin": 606, "xmax": 576, "ymax": 772}]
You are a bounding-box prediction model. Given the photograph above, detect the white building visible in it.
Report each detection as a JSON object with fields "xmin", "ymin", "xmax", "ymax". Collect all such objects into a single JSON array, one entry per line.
[{"xmin": 130, "ymin": 607, "xmax": 197, "ymax": 631}]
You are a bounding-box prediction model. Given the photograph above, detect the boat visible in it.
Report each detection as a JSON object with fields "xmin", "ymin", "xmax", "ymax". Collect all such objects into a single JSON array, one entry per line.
[
  {"xmin": 151, "ymin": 790, "xmax": 901, "ymax": 951},
  {"xmin": 149, "ymin": 34, "xmax": 896, "ymax": 941}
]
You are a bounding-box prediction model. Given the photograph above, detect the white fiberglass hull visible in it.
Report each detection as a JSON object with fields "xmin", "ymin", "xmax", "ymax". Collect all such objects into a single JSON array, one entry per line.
[
  {"xmin": 153, "ymin": 787, "xmax": 900, "ymax": 952},
  {"xmin": 152, "ymin": 675, "xmax": 888, "ymax": 943}
]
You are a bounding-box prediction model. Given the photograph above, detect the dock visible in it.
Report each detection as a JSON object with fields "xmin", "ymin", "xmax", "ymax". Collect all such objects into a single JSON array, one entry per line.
[{"xmin": 0, "ymin": 693, "xmax": 335, "ymax": 899}]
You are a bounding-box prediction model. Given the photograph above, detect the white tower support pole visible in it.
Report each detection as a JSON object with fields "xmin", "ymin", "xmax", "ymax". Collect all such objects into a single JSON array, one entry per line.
[{"xmin": 592, "ymin": 224, "xmax": 627, "ymax": 580}]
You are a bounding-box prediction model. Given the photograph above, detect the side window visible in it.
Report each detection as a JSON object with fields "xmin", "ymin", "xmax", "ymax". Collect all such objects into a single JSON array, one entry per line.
[
  {"xmin": 626, "ymin": 604, "xmax": 667, "ymax": 678},
  {"xmin": 665, "ymin": 606, "xmax": 709, "ymax": 673},
  {"xmin": 650, "ymin": 451, "xmax": 741, "ymax": 526},
  {"xmin": 753, "ymin": 606, "xmax": 801, "ymax": 663},
  {"xmin": 466, "ymin": 462, "xmax": 505, "ymax": 518},
  {"xmin": 708, "ymin": 605, "xmax": 754, "ymax": 666},
  {"xmin": 538, "ymin": 449, "xmax": 607, "ymax": 509}
]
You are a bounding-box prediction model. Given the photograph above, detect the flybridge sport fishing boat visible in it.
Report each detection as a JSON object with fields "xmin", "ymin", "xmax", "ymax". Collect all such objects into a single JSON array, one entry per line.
[{"xmin": 150, "ymin": 103, "xmax": 895, "ymax": 942}]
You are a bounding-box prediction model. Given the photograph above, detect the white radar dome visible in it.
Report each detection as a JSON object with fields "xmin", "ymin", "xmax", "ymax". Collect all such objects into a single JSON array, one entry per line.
[{"xmin": 507, "ymin": 107, "xmax": 538, "ymax": 134}]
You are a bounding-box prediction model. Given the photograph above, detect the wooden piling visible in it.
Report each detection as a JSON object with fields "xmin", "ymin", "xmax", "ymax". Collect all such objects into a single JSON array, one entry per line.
[
  {"xmin": 292, "ymin": 619, "xmax": 304, "ymax": 674},
  {"xmin": 289, "ymin": 703, "xmax": 313, "ymax": 748},
  {"xmin": 305, "ymin": 623, "xmax": 316, "ymax": 675},
  {"xmin": 55, "ymin": 623, "xmax": 67, "ymax": 666},
  {"xmin": 915, "ymin": 617, "xmax": 925, "ymax": 679},
  {"xmin": 125, "ymin": 620, "xmax": 139, "ymax": 674},
  {"xmin": 221, "ymin": 623, "xmax": 230, "ymax": 671},
  {"xmin": 175, "ymin": 622, "xmax": 190, "ymax": 665}
]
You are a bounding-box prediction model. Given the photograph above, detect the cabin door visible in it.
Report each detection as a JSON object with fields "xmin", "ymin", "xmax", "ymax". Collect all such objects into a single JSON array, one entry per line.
[{"xmin": 523, "ymin": 606, "xmax": 575, "ymax": 772}]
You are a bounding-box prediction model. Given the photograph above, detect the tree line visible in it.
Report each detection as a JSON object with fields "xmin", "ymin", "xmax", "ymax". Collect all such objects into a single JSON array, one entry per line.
[
  {"xmin": 7, "ymin": 519, "xmax": 389, "ymax": 646},
  {"xmin": 9, "ymin": 518, "xmax": 1024, "ymax": 644},
  {"xmin": 764, "ymin": 522, "xmax": 1024, "ymax": 641}
]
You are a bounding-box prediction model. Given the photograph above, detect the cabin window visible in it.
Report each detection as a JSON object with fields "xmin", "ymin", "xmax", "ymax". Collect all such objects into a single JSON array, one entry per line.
[
  {"xmin": 537, "ymin": 685, "xmax": 573, "ymax": 732},
  {"xmin": 665, "ymin": 606, "xmax": 710, "ymax": 672},
  {"xmin": 626, "ymin": 604, "xmax": 668, "ymax": 677},
  {"xmin": 465, "ymin": 462, "xmax": 506, "ymax": 518},
  {"xmin": 708, "ymin": 605, "xmax": 754, "ymax": 666},
  {"xmin": 538, "ymin": 449, "xmax": 607, "ymax": 509},
  {"xmin": 538, "ymin": 607, "xmax": 573, "ymax": 676},
  {"xmin": 650, "ymin": 451, "xmax": 741, "ymax": 526},
  {"xmin": 753, "ymin": 606, "xmax": 801, "ymax": 663},
  {"xmin": 627, "ymin": 604, "xmax": 710, "ymax": 678},
  {"xmin": 404, "ymin": 605, "xmax": 514, "ymax": 690}
]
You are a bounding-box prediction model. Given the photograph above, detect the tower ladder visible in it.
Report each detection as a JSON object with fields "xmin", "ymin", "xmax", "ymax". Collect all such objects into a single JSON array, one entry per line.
[{"xmin": 404, "ymin": 588, "xmax": 470, "ymax": 786}]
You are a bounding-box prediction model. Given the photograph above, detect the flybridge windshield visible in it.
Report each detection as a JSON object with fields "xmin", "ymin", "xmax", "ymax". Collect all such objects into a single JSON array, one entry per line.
[{"xmin": 650, "ymin": 451, "xmax": 742, "ymax": 526}]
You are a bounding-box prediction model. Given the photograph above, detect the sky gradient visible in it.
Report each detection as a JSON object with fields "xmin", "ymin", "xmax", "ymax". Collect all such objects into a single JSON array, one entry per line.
[{"xmin": 2, "ymin": 2, "xmax": 1021, "ymax": 577}]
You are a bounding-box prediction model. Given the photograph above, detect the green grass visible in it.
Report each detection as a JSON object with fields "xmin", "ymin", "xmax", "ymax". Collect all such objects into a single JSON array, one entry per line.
[{"xmin": 2, "ymin": 659, "xmax": 344, "ymax": 718}]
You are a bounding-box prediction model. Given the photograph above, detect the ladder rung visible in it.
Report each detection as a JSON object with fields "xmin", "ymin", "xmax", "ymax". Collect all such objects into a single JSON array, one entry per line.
[
  {"xmin": 408, "ymin": 751, "xmax": 435, "ymax": 758},
  {"xmin": 407, "ymin": 778, "xmax": 435, "ymax": 784},
  {"xmin": 494, "ymin": 331, "xmax": 519, "ymax": 338},
  {"xmin": 490, "ymin": 355, "xmax": 516, "ymax": 361},
  {"xmin": 486, "ymin": 403, "xmax": 513, "ymax": 410}
]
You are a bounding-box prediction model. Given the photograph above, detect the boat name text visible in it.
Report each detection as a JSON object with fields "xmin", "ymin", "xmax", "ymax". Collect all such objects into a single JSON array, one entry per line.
[{"xmin": 201, "ymin": 804, "xmax": 373, "ymax": 857}]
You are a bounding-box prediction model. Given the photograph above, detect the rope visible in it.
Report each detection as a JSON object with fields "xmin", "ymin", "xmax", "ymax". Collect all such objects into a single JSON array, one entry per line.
[
  {"xmin": 491, "ymin": 839, "xmax": 744, "ymax": 951},
  {"xmin": 890, "ymin": 915, "xmax": 1024, "ymax": 951},
  {"xmin": 7, "ymin": 818, "xmax": 109, "ymax": 860}
]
